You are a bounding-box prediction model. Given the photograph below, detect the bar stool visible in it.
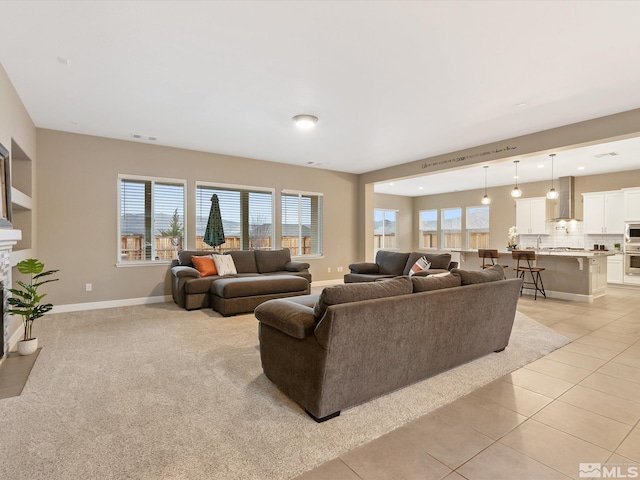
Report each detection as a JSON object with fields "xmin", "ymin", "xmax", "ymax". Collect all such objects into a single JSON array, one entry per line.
[
  {"xmin": 511, "ymin": 250, "xmax": 546, "ymax": 300},
  {"xmin": 478, "ymin": 249, "xmax": 509, "ymax": 278}
]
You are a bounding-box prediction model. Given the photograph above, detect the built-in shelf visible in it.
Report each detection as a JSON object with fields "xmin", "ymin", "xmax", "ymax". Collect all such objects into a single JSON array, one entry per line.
[
  {"xmin": 10, "ymin": 187, "xmax": 32, "ymax": 211},
  {"xmin": 9, "ymin": 139, "xmax": 34, "ymax": 258}
]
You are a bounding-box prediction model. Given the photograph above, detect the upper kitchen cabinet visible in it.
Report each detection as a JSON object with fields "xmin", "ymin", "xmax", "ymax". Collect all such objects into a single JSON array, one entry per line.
[
  {"xmin": 624, "ymin": 188, "xmax": 640, "ymax": 221},
  {"xmin": 516, "ymin": 197, "xmax": 548, "ymax": 235},
  {"xmin": 583, "ymin": 191, "xmax": 624, "ymax": 234}
]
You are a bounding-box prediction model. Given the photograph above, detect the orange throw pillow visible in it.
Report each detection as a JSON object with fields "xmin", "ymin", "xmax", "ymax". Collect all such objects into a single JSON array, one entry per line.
[{"xmin": 192, "ymin": 255, "xmax": 218, "ymax": 277}]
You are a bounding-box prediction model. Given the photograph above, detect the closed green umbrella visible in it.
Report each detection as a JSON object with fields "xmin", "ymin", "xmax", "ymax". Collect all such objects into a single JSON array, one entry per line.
[{"xmin": 204, "ymin": 194, "xmax": 225, "ymax": 250}]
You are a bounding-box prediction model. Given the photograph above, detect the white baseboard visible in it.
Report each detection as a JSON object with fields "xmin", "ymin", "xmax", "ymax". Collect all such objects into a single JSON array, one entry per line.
[
  {"xmin": 52, "ymin": 295, "xmax": 172, "ymax": 314},
  {"xmin": 311, "ymin": 279, "xmax": 344, "ymax": 287},
  {"xmin": 522, "ymin": 289, "xmax": 594, "ymax": 303}
]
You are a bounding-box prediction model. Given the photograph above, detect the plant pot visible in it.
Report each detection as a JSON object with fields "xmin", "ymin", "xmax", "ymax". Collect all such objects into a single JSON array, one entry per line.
[{"xmin": 17, "ymin": 338, "xmax": 38, "ymax": 356}]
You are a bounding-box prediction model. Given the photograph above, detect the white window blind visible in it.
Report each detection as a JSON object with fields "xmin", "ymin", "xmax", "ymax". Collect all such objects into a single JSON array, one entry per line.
[
  {"xmin": 281, "ymin": 191, "xmax": 323, "ymax": 256},
  {"xmin": 119, "ymin": 176, "xmax": 185, "ymax": 262},
  {"xmin": 196, "ymin": 183, "xmax": 274, "ymax": 251}
]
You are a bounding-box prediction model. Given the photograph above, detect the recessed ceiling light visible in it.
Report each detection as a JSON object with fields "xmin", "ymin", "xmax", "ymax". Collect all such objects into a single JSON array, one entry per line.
[
  {"xmin": 418, "ymin": 186, "xmax": 423, "ymax": 190},
  {"xmin": 577, "ymin": 166, "xmax": 585, "ymax": 170},
  {"xmin": 537, "ymin": 164, "xmax": 545, "ymax": 168},
  {"xmin": 71, "ymin": 121, "xmax": 79, "ymax": 126},
  {"xmin": 515, "ymin": 102, "xmax": 527, "ymax": 108},
  {"xmin": 57, "ymin": 56, "xmax": 70, "ymax": 66},
  {"xmin": 292, "ymin": 114, "xmax": 318, "ymax": 129},
  {"xmin": 389, "ymin": 183, "xmax": 394, "ymax": 186}
]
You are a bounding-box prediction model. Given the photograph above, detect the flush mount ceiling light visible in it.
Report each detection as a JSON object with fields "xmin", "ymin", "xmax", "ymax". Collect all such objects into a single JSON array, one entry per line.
[
  {"xmin": 546, "ymin": 153, "xmax": 559, "ymax": 199},
  {"xmin": 511, "ymin": 160, "xmax": 522, "ymax": 198},
  {"xmin": 481, "ymin": 166, "xmax": 491, "ymax": 205},
  {"xmin": 292, "ymin": 114, "xmax": 318, "ymax": 129}
]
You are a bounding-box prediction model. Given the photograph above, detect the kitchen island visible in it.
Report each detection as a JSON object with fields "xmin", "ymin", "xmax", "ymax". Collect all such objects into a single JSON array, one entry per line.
[{"xmin": 452, "ymin": 249, "xmax": 615, "ymax": 302}]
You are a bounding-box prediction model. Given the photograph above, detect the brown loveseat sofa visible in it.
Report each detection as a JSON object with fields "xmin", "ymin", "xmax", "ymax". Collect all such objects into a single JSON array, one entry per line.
[
  {"xmin": 255, "ymin": 265, "xmax": 522, "ymax": 422},
  {"xmin": 344, "ymin": 250, "xmax": 458, "ymax": 283},
  {"xmin": 171, "ymin": 249, "xmax": 312, "ymax": 313}
]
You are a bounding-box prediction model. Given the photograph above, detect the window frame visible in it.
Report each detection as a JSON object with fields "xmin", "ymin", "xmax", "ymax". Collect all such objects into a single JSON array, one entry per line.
[
  {"xmin": 374, "ymin": 208, "xmax": 398, "ymax": 251},
  {"xmin": 441, "ymin": 207, "xmax": 462, "ymax": 250},
  {"xmin": 419, "ymin": 209, "xmax": 438, "ymax": 250},
  {"xmin": 466, "ymin": 205, "xmax": 490, "ymax": 250},
  {"xmin": 281, "ymin": 189, "xmax": 324, "ymax": 257},
  {"xmin": 196, "ymin": 181, "xmax": 276, "ymax": 252},
  {"xmin": 117, "ymin": 174, "xmax": 187, "ymax": 266}
]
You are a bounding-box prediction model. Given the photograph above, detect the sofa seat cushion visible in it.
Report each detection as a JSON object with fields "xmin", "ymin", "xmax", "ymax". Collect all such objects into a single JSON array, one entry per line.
[
  {"xmin": 211, "ymin": 275, "xmax": 309, "ymax": 299},
  {"xmin": 411, "ymin": 272, "xmax": 461, "ymax": 292},
  {"xmin": 452, "ymin": 264, "xmax": 504, "ymax": 285},
  {"xmin": 343, "ymin": 273, "xmax": 396, "ymax": 283},
  {"xmin": 313, "ymin": 276, "xmax": 413, "ymax": 321},
  {"xmin": 184, "ymin": 276, "xmax": 221, "ymax": 294}
]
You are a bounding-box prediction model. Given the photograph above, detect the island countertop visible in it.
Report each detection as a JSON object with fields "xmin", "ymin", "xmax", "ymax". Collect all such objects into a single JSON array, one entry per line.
[{"xmin": 452, "ymin": 249, "xmax": 616, "ymax": 258}]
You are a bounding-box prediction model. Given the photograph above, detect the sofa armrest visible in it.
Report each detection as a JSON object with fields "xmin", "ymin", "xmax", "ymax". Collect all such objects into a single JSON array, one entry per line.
[
  {"xmin": 348, "ymin": 262, "xmax": 379, "ymax": 274},
  {"xmin": 285, "ymin": 261, "xmax": 310, "ymax": 272},
  {"xmin": 255, "ymin": 299, "xmax": 317, "ymax": 339},
  {"xmin": 448, "ymin": 261, "xmax": 458, "ymax": 270},
  {"xmin": 171, "ymin": 265, "xmax": 200, "ymax": 278}
]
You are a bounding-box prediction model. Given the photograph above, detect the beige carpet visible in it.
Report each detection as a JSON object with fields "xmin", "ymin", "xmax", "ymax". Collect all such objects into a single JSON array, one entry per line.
[{"xmin": 0, "ymin": 303, "xmax": 569, "ymax": 480}]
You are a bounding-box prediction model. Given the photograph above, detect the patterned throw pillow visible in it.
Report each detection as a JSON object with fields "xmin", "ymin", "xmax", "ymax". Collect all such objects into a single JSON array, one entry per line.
[
  {"xmin": 212, "ymin": 254, "xmax": 237, "ymax": 276},
  {"xmin": 191, "ymin": 255, "xmax": 218, "ymax": 277},
  {"xmin": 408, "ymin": 256, "xmax": 431, "ymax": 276}
]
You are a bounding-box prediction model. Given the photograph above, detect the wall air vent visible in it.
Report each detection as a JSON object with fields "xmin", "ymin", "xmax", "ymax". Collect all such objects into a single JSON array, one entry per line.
[{"xmin": 593, "ymin": 152, "xmax": 619, "ymax": 158}]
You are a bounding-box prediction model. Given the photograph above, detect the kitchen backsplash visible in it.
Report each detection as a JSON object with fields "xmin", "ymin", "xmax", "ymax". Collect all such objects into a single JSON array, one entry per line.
[{"xmin": 518, "ymin": 221, "xmax": 623, "ymax": 251}]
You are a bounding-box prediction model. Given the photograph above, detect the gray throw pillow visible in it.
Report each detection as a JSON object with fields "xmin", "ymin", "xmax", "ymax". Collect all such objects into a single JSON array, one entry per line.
[
  {"xmin": 411, "ymin": 272, "xmax": 461, "ymax": 292},
  {"xmin": 313, "ymin": 276, "xmax": 413, "ymax": 321},
  {"xmin": 451, "ymin": 264, "xmax": 504, "ymax": 285}
]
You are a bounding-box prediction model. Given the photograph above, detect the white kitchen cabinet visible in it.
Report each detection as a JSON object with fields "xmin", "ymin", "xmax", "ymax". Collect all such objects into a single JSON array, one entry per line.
[
  {"xmin": 624, "ymin": 188, "xmax": 640, "ymax": 221},
  {"xmin": 516, "ymin": 197, "xmax": 547, "ymax": 235},
  {"xmin": 583, "ymin": 191, "xmax": 624, "ymax": 234},
  {"xmin": 607, "ymin": 254, "xmax": 624, "ymax": 284}
]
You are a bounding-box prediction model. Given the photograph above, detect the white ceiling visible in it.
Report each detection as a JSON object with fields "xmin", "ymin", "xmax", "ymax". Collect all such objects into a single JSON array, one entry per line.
[{"xmin": 2, "ymin": 1, "xmax": 640, "ymax": 180}]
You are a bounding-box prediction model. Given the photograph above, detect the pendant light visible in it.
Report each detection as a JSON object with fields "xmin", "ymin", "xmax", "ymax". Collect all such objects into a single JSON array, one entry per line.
[
  {"xmin": 481, "ymin": 166, "xmax": 491, "ymax": 205},
  {"xmin": 511, "ymin": 160, "xmax": 522, "ymax": 198},
  {"xmin": 546, "ymin": 153, "xmax": 559, "ymax": 199}
]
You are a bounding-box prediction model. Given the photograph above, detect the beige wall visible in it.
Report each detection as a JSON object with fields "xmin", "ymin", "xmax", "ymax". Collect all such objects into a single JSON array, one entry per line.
[
  {"xmin": 0, "ymin": 63, "xmax": 38, "ymax": 348},
  {"xmin": 412, "ymin": 170, "xmax": 640, "ymax": 251},
  {"xmin": 36, "ymin": 130, "xmax": 359, "ymax": 306},
  {"xmin": 358, "ymin": 109, "xmax": 640, "ymax": 259}
]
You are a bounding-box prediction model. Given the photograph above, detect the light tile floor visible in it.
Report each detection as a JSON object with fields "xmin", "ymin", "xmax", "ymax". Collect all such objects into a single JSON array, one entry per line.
[{"xmin": 296, "ymin": 286, "xmax": 640, "ymax": 480}]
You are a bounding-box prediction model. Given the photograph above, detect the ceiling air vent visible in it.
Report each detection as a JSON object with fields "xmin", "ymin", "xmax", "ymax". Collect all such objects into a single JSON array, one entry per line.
[{"xmin": 593, "ymin": 151, "xmax": 619, "ymax": 158}]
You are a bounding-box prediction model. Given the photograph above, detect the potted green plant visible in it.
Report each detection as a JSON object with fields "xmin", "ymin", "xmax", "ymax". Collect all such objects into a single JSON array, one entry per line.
[{"xmin": 7, "ymin": 258, "xmax": 59, "ymax": 355}]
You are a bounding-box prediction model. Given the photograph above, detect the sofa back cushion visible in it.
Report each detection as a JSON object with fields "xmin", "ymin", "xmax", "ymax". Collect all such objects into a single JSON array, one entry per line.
[
  {"xmin": 226, "ymin": 250, "xmax": 258, "ymax": 274},
  {"xmin": 376, "ymin": 250, "xmax": 411, "ymax": 275},
  {"xmin": 452, "ymin": 264, "xmax": 504, "ymax": 285},
  {"xmin": 411, "ymin": 272, "xmax": 461, "ymax": 292},
  {"xmin": 255, "ymin": 248, "xmax": 292, "ymax": 273},
  {"xmin": 313, "ymin": 276, "xmax": 413, "ymax": 321},
  {"xmin": 178, "ymin": 250, "xmax": 216, "ymax": 268},
  {"xmin": 402, "ymin": 252, "xmax": 452, "ymax": 275}
]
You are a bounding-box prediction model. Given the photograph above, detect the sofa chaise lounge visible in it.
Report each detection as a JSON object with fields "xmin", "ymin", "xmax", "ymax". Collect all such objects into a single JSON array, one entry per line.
[
  {"xmin": 255, "ymin": 265, "xmax": 522, "ymax": 422},
  {"xmin": 344, "ymin": 250, "xmax": 458, "ymax": 283},
  {"xmin": 171, "ymin": 248, "xmax": 312, "ymax": 314}
]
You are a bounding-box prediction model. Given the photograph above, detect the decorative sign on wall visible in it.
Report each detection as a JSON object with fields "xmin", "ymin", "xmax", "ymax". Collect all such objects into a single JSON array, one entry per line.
[{"xmin": 420, "ymin": 145, "xmax": 518, "ymax": 173}]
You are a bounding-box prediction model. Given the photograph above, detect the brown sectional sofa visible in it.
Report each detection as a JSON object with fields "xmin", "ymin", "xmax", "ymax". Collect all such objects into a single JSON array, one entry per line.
[
  {"xmin": 171, "ymin": 249, "xmax": 312, "ymax": 313},
  {"xmin": 344, "ymin": 250, "xmax": 458, "ymax": 283},
  {"xmin": 255, "ymin": 265, "xmax": 522, "ymax": 422}
]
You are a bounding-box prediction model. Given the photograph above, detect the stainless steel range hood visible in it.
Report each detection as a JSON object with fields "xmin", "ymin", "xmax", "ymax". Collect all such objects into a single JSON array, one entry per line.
[{"xmin": 551, "ymin": 176, "xmax": 577, "ymax": 221}]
